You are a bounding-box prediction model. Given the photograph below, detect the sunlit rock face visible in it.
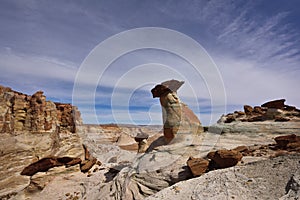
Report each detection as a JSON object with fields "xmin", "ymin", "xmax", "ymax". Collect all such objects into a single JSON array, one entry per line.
[
  {"xmin": 0, "ymin": 85, "xmax": 84, "ymax": 199},
  {"xmin": 0, "ymin": 85, "xmax": 82, "ymax": 133},
  {"xmin": 151, "ymin": 79, "xmax": 204, "ymax": 144},
  {"xmin": 218, "ymin": 99, "xmax": 300, "ymax": 124}
]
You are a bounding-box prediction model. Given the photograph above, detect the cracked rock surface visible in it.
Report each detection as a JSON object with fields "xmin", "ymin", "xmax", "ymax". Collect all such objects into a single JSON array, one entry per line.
[{"xmin": 147, "ymin": 154, "xmax": 300, "ymax": 200}]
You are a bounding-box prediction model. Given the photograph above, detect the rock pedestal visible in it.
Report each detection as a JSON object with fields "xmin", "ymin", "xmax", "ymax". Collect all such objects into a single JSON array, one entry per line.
[{"xmin": 151, "ymin": 80, "xmax": 203, "ymax": 143}]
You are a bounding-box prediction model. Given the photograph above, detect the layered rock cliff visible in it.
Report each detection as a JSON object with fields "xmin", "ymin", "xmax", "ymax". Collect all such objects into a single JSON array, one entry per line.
[
  {"xmin": 0, "ymin": 85, "xmax": 84, "ymax": 199},
  {"xmin": 0, "ymin": 85, "xmax": 82, "ymax": 133}
]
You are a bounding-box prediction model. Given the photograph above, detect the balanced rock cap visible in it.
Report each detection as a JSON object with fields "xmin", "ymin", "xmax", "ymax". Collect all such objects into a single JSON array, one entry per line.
[{"xmin": 161, "ymin": 79, "xmax": 184, "ymax": 92}]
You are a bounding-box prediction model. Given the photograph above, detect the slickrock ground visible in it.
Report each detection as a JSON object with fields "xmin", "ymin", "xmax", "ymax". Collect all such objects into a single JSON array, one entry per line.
[{"xmin": 146, "ymin": 155, "xmax": 300, "ymax": 200}]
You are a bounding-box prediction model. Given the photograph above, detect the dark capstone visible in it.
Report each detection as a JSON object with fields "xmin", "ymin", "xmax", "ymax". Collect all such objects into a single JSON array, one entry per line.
[{"xmin": 261, "ymin": 99, "xmax": 285, "ymax": 109}]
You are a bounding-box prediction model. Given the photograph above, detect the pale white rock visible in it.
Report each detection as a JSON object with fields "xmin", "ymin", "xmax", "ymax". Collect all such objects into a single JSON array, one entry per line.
[{"xmin": 146, "ymin": 155, "xmax": 300, "ymax": 200}]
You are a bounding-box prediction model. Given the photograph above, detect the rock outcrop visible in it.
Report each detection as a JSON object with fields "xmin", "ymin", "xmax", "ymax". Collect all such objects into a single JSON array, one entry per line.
[
  {"xmin": 0, "ymin": 85, "xmax": 82, "ymax": 133},
  {"xmin": 0, "ymin": 85, "xmax": 84, "ymax": 199},
  {"xmin": 219, "ymin": 99, "xmax": 300, "ymax": 124}
]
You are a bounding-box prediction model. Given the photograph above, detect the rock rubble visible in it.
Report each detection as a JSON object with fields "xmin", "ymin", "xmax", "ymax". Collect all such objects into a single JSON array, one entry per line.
[{"xmin": 219, "ymin": 99, "xmax": 300, "ymax": 123}]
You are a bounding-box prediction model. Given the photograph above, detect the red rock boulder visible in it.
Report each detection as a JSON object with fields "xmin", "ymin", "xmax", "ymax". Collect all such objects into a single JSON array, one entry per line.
[
  {"xmin": 207, "ymin": 149, "xmax": 243, "ymax": 169},
  {"xmin": 244, "ymin": 105, "xmax": 253, "ymax": 115},
  {"xmin": 274, "ymin": 134, "xmax": 300, "ymax": 149},
  {"xmin": 187, "ymin": 157, "xmax": 209, "ymax": 177}
]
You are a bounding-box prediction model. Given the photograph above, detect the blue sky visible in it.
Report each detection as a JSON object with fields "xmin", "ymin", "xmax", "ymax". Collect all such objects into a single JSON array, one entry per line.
[{"xmin": 1, "ymin": 0, "xmax": 300, "ymax": 125}]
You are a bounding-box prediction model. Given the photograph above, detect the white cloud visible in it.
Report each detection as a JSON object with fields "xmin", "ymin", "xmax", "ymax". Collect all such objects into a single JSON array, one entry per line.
[{"xmin": 1, "ymin": 0, "xmax": 300, "ymax": 126}]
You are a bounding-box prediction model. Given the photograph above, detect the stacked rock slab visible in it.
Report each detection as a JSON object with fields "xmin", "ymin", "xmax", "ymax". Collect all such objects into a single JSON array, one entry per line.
[{"xmin": 0, "ymin": 85, "xmax": 82, "ymax": 133}]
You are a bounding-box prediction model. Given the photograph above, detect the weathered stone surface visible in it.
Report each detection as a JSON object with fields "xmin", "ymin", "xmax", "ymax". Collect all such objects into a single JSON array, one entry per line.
[
  {"xmin": 275, "ymin": 134, "xmax": 300, "ymax": 149},
  {"xmin": 280, "ymin": 168, "xmax": 300, "ymax": 200},
  {"xmin": 207, "ymin": 149, "xmax": 243, "ymax": 169},
  {"xmin": 80, "ymin": 158, "xmax": 97, "ymax": 173},
  {"xmin": 161, "ymin": 79, "xmax": 184, "ymax": 92},
  {"xmin": 151, "ymin": 80, "xmax": 203, "ymax": 143},
  {"xmin": 261, "ymin": 99, "xmax": 285, "ymax": 109},
  {"xmin": 275, "ymin": 116, "xmax": 290, "ymax": 122},
  {"xmin": 0, "ymin": 85, "xmax": 82, "ymax": 133},
  {"xmin": 0, "ymin": 85, "xmax": 84, "ymax": 199},
  {"xmin": 146, "ymin": 155, "xmax": 300, "ymax": 200},
  {"xmin": 134, "ymin": 133, "xmax": 149, "ymax": 153},
  {"xmin": 187, "ymin": 157, "xmax": 209, "ymax": 177},
  {"xmin": 219, "ymin": 99, "xmax": 300, "ymax": 123},
  {"xmin": 232, "ymin": 145, "xmax": 249, "ymax": 153},
  {"xmin": 21, "ymin": 156, "xmax": 82, "ymax": 176},
  {"xmin": 80, "ymin": 144, "xmax": 99, "ymax": 173},
  {"xmin": 244, "ymin": 105, "xmax": 253, "ymax": 115},
  {"xmin": 134, "ymin": 132, "xmax": 149, "ymax": 143}
]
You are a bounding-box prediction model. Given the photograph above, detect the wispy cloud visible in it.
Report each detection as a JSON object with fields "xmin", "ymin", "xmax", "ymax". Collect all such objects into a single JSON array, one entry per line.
[{"xmin": 1, "ymin": 0, "xmax": 300, "ymax": 125}]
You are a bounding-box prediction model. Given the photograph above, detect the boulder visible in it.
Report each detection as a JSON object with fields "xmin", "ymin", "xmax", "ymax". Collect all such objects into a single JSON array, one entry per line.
[
  {"xmin": 275, "ymin": 134, "xmax": 300, "ymax": 150},
  {"xmin": 187, "ymin": 157, "xmax": 209, "ymax": 177},
  {"xmin": 244, "ymin": 105, "xmax": 253, "ymax": 115},
  {"xmin": 20, "ymin": 156, "xmax": 82, "ymax": 176},
  {"xmin": 207, "ymin": 149, "xmax": 243, "ymax": 169},
  {"xmin": 253, "ymin": 106, "xmax": 264, "ymax": 114},
  {"xmin": 275, "ymin": 116, "xmax": 290, "ymax": 122},
  {"xmin": 224, "ymin": 114, "xmax": 235, "ymax": 123},
  {"xmin": 232, "ymin": 145, "xmax": 249, "ymax": 153},
  {"xmin": 261, "ymin": 99, "xmax": 285, "ymax": 109},
  {"xmin": 80, "ymin": 144, "xmax": 99, "ymax": 173},
  {"xmin": 234, "ymin": 111, "xmax": 245, "ymax": 115},
  {"xmin": 134, "ymin": 132, "xmax": 149, "ymax": 153},
  {"xmin": 134, "ymin": 132, "xmax": 149, "ymax": 143},
  {"xmin": 80, "ymin": 158, "xmax": 97, "ymax": 173}
]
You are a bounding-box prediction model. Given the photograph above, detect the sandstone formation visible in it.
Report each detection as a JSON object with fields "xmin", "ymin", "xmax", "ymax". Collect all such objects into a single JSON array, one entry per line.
[
  {"xmin": 77, "ymin": 81, "xmax": 206, "ymax": 199},
  {"xmin": 0, "ymin": 85, "xmax": 82, "ymax": 133},
  {"xmin": 151, "ymin": 80, "xmax": 203, "ymax": 143},
  {"xmin": 0, "ymin": 85, "xmax": 84, "ymax": 199},
  {"xmin": 80, "ymin": 144, "xmax": 99, "ymax": 173},
  {"xmin": 20, "ymin": 156, "xmax": 82, "ymax": 176},
  {"xmin": 134, "ymin": 132, "xmax": 149, "ymax": 153},
  {"xmin": 2, "ymin": 84, "xmax": 300, "ymax": 200},
  {"xmin": 218, "ymin": 99, "xmax": 300, "ymax": 124},
  {"xmin": 261, "ymin": 99, "xmax": 285, "ymax": 109},
  {"xmin": 274, "ymin": 134, "xmax": 300, "ymax": 150}
]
